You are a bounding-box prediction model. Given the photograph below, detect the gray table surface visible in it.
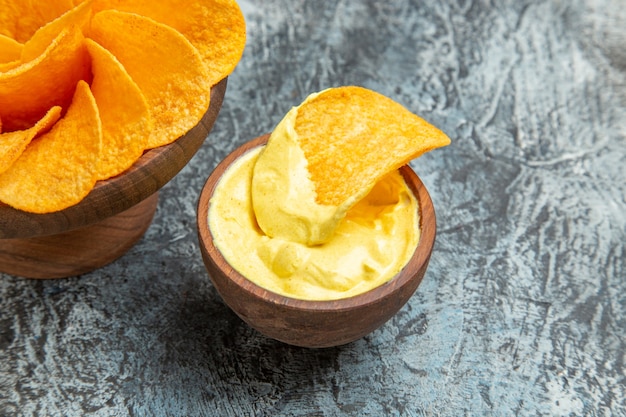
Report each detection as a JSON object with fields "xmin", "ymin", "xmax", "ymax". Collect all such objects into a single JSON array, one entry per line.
[{"xmin": 1, "ymin": 1, "xmax": 625, "ymax": 416}]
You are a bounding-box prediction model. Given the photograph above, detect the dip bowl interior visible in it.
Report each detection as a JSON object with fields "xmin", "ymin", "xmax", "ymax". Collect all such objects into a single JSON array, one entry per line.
[{"xmin": 197, "ymin": 134, "xmax": 437, "ymax": 348}]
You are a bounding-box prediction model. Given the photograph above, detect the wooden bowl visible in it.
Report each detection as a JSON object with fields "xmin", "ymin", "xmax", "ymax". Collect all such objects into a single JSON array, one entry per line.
[
  {"xmin": 0, "ymin": 78, "xmax": 227, "ymax": 279},
  {"xmin": 197, "ymin": 134, "xmax": 437, "ymax": 348}
]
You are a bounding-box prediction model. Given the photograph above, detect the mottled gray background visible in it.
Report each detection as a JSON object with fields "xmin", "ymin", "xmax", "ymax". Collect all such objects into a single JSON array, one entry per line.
[{"xmin": 1, "ymin": 0, "xmax": 625, "ymax": 416}]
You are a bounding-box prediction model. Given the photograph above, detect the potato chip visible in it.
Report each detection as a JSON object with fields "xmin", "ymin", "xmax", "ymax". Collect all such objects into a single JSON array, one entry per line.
[
  {"xmin": 91, "ymin": 0, "xmax": 246, "ymax": 85},
  {"xmin": 0, "ymin": 25, "xmax": 91, "ymax": 132},
  {"xmin": 0, "ymin": 60, "xmax": 21, "ymax": 72},
  {"xmin": 252, "ymin": 86, "xmax": 451, "ymax": 245},
  {"xmin": 87, "ymin": 10, "xmax": 212, "ymax": 148},
  {"xmin": 0, "ymin": 81, "xmax": 102, "ymax": 213},
  {"xmin": 295, "ymin": 86, "xmax": 451, "ymax": 206},
  {"xmin": 0, "ymin": 106, "xmax": 61, "ymax": 176},
  {"xmin": 0, "ymin": 34, "xmax": 22, "ymax": 63},
  {"xmin": 85, "ymin": 38, "xmax": 152, "ymax": 180},
  {"xmin": 20, "ymin": 0, "xmax": 93, "ymax": 63},
  {"xmin": 0, "ymin": 0, "xmax": 75, "ymax": 43}
]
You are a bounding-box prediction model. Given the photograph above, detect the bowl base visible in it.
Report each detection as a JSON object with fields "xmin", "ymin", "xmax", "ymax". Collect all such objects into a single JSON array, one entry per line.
[{"xmin": 0, "ymin": 193, "xmax": 159, "ymax": 279}]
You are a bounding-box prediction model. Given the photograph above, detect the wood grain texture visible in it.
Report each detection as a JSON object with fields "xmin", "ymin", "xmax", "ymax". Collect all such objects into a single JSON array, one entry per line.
[
  {"xmin": 0, "ymin": 1, "xmax": 624, "ymax": 416},
  {"xmin": 0, "ymin": 193, "xmax": 158, "ymax": 279},
  {"xmin": 197, "ymin": 135, "xmax": 436, "ymax": 348}
]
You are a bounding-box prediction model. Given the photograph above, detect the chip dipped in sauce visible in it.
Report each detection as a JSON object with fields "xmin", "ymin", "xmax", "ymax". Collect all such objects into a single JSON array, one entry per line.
[
  {"xmin": 209, "ymin": 146, "xmax": 421, "ymax": 301},
  {"xmin": 209, "ymin": 87, "xmax": 450, "ymax": 300}
]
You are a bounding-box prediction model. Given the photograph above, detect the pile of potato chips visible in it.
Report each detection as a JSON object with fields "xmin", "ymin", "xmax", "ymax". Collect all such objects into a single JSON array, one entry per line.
[{"xmin": 0, "ymin": 0, "xmax": 245, "ymax": 213}]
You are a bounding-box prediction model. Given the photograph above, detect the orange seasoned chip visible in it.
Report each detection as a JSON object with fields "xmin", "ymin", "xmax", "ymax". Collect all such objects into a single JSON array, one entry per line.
[
  {"xmin": 0, "ymin": 0, "xmax": 75, "ymax": 43},
  {"xmin": 85, "ymin": 38, "xmax": 152, "ymax": 180},
  {"xmin": 0, "ymin": 60, "xmax": 21, "ymax": 72},
  {"xmin": 0, "ymin": 25, "xmax": 91, "ymax": 132},
  {"xmin": 20, "ymin": 0, "xmax": 93, "ymax": 63},
  {"xmin": 91, "ymin": 0, "xmax": 246, "ymax": 85},
  {"xmin": 295, "ymin": 86, "xmax": 451, "ymax": 206},
  {"xmin": 0, "ymin": 81, "xmax": 102, "ymax": 213},
  {"xmin": 88, "ymin": 10, "xmax": 212, "ymax": 149},
  {"xmin": 0, "ymin": 106, "xmax": 61, "ymax": 176},
  {"xmin": 0, "ymin": 34, "xmax": 22, "ymax": 63},
  {"xmin": 252, "ymin": 86, "xmax": 451, "ymax": 245}
]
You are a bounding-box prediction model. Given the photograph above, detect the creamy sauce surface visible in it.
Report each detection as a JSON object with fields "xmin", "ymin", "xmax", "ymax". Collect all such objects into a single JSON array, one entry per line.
[{"xmin": 209, "ymin": 147, "xmax": 420, "ymax": 301}]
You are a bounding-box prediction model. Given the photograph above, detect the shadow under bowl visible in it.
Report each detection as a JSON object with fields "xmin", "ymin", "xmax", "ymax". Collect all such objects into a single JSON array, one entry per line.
[{"xmin": 197, "ymin": 134, "xmax": 437, "ymax": 348}]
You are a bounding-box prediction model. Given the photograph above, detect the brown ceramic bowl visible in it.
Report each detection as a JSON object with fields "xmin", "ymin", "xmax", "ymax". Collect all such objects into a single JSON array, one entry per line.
[
  {"xmin": 0, "ymin": 78, "xmax": 227, "ymax": 279},
  {"xmin": 197, "ymin": 134, "xmax": 437, "ymax": 348}
]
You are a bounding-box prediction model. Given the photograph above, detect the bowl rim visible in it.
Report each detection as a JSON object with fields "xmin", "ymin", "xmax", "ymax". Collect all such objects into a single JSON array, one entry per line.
[
  {"xmin": 197, "ymin": 133, "xmax": 437, "ymax": 313},
  {"xmin": 0, "ymin": 78, "xmax": 228, "ymax": 239}
]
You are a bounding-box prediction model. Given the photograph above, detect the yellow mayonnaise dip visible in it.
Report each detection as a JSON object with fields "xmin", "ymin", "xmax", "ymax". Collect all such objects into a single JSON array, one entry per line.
[
  {"xmin": 208, "ymin": 146, "xmax": 420, "ymax": 301},
  {"xmin": 250, "ymin": 95, "xmax": 359, "ymax": 246}
]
